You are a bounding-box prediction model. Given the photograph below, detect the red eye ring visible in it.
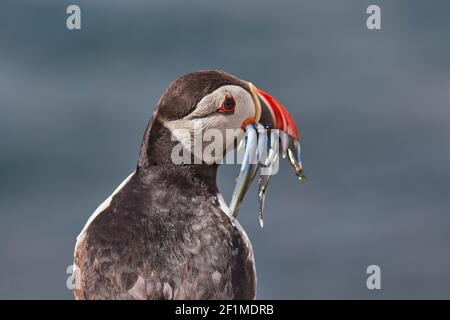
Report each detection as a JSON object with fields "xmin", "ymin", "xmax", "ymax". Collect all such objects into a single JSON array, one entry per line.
[{"xmin": 217, "ymin": 94, "xmax": 236, "ymax": 114}]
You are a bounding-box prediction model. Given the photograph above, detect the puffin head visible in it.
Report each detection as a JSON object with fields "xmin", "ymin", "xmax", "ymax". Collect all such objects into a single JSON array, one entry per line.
[{"xmin": 138, "ymin": 70, "xmax": 304, "ymax": 226}]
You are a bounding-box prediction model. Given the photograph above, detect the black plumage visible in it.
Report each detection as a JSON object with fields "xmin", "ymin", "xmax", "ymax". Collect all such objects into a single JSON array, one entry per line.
[{"xmin": 74, "ymin": 71, "xmax": 256, "ymax": 299}]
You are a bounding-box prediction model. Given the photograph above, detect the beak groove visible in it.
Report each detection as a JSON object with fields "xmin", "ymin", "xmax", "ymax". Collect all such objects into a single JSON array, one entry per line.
[{"xmin": 254, "ymin": 87, "xmax": 299, "ymax": 140}]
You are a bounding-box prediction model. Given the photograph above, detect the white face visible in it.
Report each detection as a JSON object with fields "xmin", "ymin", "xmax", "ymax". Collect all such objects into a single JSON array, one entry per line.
[{"xmin": 163, "ymin": 85, "xmax": 256, "ymax": 164}]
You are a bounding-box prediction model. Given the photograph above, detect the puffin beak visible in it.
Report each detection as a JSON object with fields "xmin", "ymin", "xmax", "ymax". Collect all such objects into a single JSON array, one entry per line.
[
  {"xmin": 251, "ymin": 84, "xmax": 305, "ymax": 179},
  {"xmin": 229, "ymin": 82, "xmax": 305, "ymax": 227}
]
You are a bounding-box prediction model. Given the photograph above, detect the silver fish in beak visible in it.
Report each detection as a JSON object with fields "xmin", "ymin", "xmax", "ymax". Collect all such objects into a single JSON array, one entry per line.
[{"xmin": 229, "ymin": 83, "xmax": 305, "ymax": 227}]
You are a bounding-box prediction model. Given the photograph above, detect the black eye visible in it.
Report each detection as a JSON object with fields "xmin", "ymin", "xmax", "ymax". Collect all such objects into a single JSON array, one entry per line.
[
  {"xmin": 223, "ymin": 96, "xmax": 235, "ymax": 110},
  {"xmin": 217, "ymin": 94, "xmax": 236, "ymax": 113}
]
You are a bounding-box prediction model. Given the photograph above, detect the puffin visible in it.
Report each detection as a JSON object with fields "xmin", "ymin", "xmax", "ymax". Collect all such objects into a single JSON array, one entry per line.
[{"xmin": 73, "ymin": 70, "xmax": 304, "ymax": 300}]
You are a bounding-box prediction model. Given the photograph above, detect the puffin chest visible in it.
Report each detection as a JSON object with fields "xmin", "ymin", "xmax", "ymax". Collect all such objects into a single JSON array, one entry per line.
[{"xmin": 179, "ymin": 196, "xmax": 252, "ymax": 262}]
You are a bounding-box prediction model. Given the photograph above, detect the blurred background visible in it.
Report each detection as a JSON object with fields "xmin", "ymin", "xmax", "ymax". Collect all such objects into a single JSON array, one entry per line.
[{"xmin": 1, "ymin": 0, "xmax": 450, "ymax": 299}]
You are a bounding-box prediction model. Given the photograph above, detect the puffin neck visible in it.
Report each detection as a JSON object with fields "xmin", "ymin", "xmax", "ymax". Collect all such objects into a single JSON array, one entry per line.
[{"xmin": 136, "ymin": 118, "xmax": 219, "ymax": 194}]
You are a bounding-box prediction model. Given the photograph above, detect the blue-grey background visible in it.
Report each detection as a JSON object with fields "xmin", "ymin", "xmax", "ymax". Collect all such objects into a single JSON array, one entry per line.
[{"xmin": 1, "ymin": 0, "xmax": 449, "ymax": 299}]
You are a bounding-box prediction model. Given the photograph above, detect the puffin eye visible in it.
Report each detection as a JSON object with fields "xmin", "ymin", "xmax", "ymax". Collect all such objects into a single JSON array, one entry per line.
[{"xmin": 217, "ymin": 94, "xmax": 236, "ymax": 114}]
